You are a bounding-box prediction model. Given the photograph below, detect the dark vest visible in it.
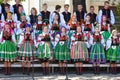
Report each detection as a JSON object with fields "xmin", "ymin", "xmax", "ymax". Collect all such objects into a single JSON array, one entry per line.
[
  {"xmin": 75, "ymin": 10, "xmax": 85, "ymax": 22},
  {"xmin": 13, "ymin": 4, "xmax": 22, "ymax": 14},
  {"xmin": 29, "ymin": 15, "xmax": 37, "ymax": 25},
  {"xmin": 16, "ymin": 13, "xmax": 21, "ymax": 21},
  {"xmin": 88, "ymin": 13, "xmax": 97, "ymax": 23},
  {"xmin": 41, "ymin": 11, "xmax": 50, "ymax": 20},
  {"xmin": 62, "ymin": 11, "xmax": 71, "ymax": 23},
  {"xmin": 102, "ymin": 9, "xmax": 111, "ymax": 19},
  {"xmin": 1, "ymin": 3, "xmax": 10, "ymax": 13}
]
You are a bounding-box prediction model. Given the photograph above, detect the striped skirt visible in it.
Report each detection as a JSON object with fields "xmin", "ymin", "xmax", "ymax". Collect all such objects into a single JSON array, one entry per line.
[
  {"xmin": 18, "ymin": 41, "xmax": 37, "ymax": 62},
  {"xmin": 54, "ymin": 41, "xmax": 70, "ymax": 61},
  {"xmin": 90, "ymin": 43, "xmax": 106, "ymax": 64},
  {"xmin": 0, "ymin": 40, "xmax": 17, "ymax": 62},
  {"xmin": 107, "ymin": 46, "xmax": 120, "ymax": 62},
  {"xmin": 37, "ymin": 42, "xmax": 51, "ymax": 59},
  {"xmin": 70, "ymin": 41, "xmax": 89, "ymax": 62}
]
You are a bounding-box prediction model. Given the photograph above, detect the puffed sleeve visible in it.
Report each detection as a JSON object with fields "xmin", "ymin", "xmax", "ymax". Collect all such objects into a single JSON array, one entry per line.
[
  {"xmin": 18, "ymin": 33, "xmax": 24, "ymax": 47},
  {"xmin": 91, "ymin": 23, "xmax": 94, "ymax": 33},
  {"xmin": 60, "ymin": 13, "xmax": 65, "ymax": 25},
  {"xmin": 1, "ymin": 14, "xmax": 5, "ymax": 22},
  {"xmin": 110, "ymin": 10, "xmax": 115, "ymax": 25},
  {"xmin": 108, "ymin": 24, "xmax": 110, "ymax": 33},
  {"xmin": 10, "ymin": 6, "xmax": 14, "ymax": 13},
  {"xmin": 26, "ymin": 15, "xmax": 30, "ymax": 23},
  {"xmin": 101, "ymin": 35, "xmax": 105, "ymax": 47},
  {"xmin": 0, "ymin": 31, "xmax": 3, "ymax": 43},
  {"xmin": 35, "ymin": 34, "xmax": 42, "ymax": 47},
  {"xmin": 0, "ymin": 5, "xmax": 1, "ymax": 14},
  {"xmin": 106, "ymin": 37, "xmax": 112, "ymax": 50},
  {"xmin": 12, "ymin": 32, "xmax": 16, "ymax": 44},
  {"xmin": 98, "ymin": 10, "xmax": 102, "ymax": 24},
  {"xmin": 54, "ymin": 34, "xmax": 60, "ymax": 47}
]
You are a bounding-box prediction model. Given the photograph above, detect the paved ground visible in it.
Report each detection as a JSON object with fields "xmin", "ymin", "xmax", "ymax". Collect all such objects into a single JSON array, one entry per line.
[
  {"xmin": 0, "ymin": 68, "xmax": 120, "ymax": 80},
  {"xmin": 0, "ymin": 74, "xmax": 120, "ymax": 80}
]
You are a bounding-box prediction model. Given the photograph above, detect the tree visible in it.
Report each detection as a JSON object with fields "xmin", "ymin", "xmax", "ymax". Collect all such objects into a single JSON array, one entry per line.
[{"xmin": 0, "ymin": 0, "xmax": 26, "ymax": 4}]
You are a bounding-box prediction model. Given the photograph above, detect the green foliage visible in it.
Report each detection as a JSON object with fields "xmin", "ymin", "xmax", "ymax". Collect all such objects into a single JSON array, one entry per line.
[
  {"xmin": 0, "ymin": 0, "xmax": 25, "ymax": 4},
  {"xmin": 116, "ymin": 3, "xmax": 120, "ymax": 16}
]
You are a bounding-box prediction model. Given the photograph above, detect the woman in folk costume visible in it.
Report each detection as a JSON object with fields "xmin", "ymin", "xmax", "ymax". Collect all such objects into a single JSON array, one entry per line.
[
  {"xmin": 33, "ymin": 14, "xmax": 43, "ymax": 40},
  {"xmin": 106, "ymin": 29, "xmax": 120, "ymax": 74},
  {"xmin": 70, "ymin": 26, "xmax": 89, "ymax": 75},
  {"xmin": 5, "ymin": 12, "xmax": 17, "ymax": 31},
  {"xmin": 27, "ymin": 7, "xmax": 37, "ymax": 26},
  {"xmin": 90, "ymin": 25, "xmax": 106, "ymax": 74},
  {"xmin": 67, "ymin": 15, "xmax": 80, "ymax": 48},
  {"xmin": 16, "ymin": 13, "xmax": 28, "ymax": 47},
  {"xmin": 50, "ymin": 13, "xmax": 61, "ymax": 49},
  {"xmin": 36, "ymin": 26, "xmax": 51, "ymax": 75},
  {"xmin": 18, "ymin": 24, "xmax": 36, "ymax": 75},
  {"xmin": 100, "ymin": 15, "xmax": 110, "ymax": 42},
  {"xmin": 54, "ymin": 26, "xmax": 70, "ymax": 75},
  {"xmin": 82, "ymin": 14, "xmax": 94, "ymax": 41},
  {"xmin": 0, "ymin": 23, "xmax": 17, "ymax": 75}
]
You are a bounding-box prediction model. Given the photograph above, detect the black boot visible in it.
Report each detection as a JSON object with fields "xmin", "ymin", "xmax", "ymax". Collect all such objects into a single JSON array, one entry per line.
[
  {"xmin": 60, "ymin": 67, "xmax": 63, "ymax": 74},
  {"xmin": 76, "ymin": 67, "xmax": 79, "ymax": 75},
  {"xmin": 113, "ymin": 67, "xmax": 117, "ymax": 74},
  {"xmin": 5, "ymin": 67, "xmax": 8, "ymax": 75},
  {"xmin": 79, "ymin": 67, "xmax": 83, "ymax": 75},
  {"xmin": 62, "ymin": 67, "xmax": 65, "ymax": 75},
  {"xmin": 22, "ymin": 67, "xmax": 25, "ymax": 74},
  {"xmin": 42, "ymin": 67, "xmax": 45, "ymax": 75},
  {"xmin": 46, "ymin": 67, "xmax": 49, "ymax": 75},
  {"xmin": 93, "ymin": 66, "xmax": 97, "ymax": 74},
  {"xmin": 96, "ymin": 66, "xmax": 100, "ymax": 74},
  {"xmin": 7, "ymin": 67, "xmax": 11, "ymax": 75},
  {"xmin": 27, "ymin": 67, "xmax": 30, "ymax": 75}
]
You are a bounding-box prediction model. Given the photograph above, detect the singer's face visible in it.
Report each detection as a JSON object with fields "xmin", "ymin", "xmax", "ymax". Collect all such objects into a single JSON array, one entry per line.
[
  {"xmin": 77, "ymin": 26, "xmax": 81, "ymax": 33},
  {"xmin": 26, "ymin": 27, "xmax": 30, "ymax": 32},
  {"xmin": 43, "ymin": 27, "xmax": 48, "ymax": 33}
]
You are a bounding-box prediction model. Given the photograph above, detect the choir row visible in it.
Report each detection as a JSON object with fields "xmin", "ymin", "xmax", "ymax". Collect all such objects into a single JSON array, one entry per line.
[{"xmin": 0, "ymin": 0, "xmax": 118, "ymax": 75}]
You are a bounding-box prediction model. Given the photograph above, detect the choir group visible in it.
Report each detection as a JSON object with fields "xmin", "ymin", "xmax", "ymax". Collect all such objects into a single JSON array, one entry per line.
[{"xmin": 0, "ymin": 0, "xmax": 119, "ymax": 75}]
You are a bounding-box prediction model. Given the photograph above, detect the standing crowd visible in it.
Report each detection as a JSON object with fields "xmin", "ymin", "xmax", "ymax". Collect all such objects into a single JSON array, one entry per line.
[{"xmin": 0, "ymin": 0, "xmax": 119, "ymax": 75}]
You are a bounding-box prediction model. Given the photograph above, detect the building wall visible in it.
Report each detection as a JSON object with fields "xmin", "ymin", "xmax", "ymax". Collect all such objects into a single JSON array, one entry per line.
[{"xmin": 9, "ymin": 0, "xmax": 119, "ymax": 15}]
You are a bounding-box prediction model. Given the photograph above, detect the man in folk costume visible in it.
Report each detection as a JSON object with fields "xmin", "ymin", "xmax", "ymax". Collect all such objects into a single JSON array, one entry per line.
[
  {"xmin": 106, "ymin": 29, "xmax": 120, "ymax": 74},
  {"xmin": 0, "ymin": 22, "xmax": 17, "ymax": 75},
  {"xmin": 70, "ymin": 26, "xmax": 89, "ymax": 75},
  {"xmin": 54, "ymin": 26, "xmax": 70, "ymax": 75},
  {"xmin": 14, "ymin": 5, "xmax": 25, "ymax": 23},
  {"xmin": 36, "ymin": 26, "xmax": 52, "ymax": 75},
  {"xmin": 87, "ymin": 6, "xmax": 97, "ymax": 25},
  {"xmin": 50, "ymin": 5, "xmax": 66, "ymax": 27},
  {"xmin": 74, "ymin": 4, "xmax": 86, "ymax": 25},
  {"xmin": 1, "ymin": 0, "xmax": 13, "ymax": 13},
  {"xmin": 98, "ymin": 1, "xmax": 115, "ymax": 25},
  {"xmin": 12, "ymin": 0, "xmax": 24, "ymax": 14},
  {"xmin": 18, "ymin": 24, "xmax": 36, "ymax": 75},
  {"xmin": 90, "ymin": 24, "xmax": 106, "ymax": 74},
  {"xmin": 40, "ymin": 3, "xmax": 51, "ymax": 23},
  {"xmin": 62, "ymin": 4, "xmax": 71, "ymax": 25}
]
